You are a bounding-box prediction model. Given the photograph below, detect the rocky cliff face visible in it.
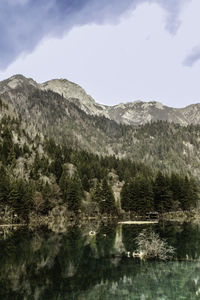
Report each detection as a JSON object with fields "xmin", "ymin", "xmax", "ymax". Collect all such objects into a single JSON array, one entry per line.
[
  {"xmin": 106, "ymin": 101, "xmax": 189, "ymax": 125},
  {"xmin": 41, "ymin": 78, "xmax": 108, "ymax": 117}
]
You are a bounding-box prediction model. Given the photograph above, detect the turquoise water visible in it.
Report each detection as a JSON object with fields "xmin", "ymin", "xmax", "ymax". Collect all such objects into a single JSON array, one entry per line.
[{"xmin": 0, "ymin": 222, "xmax": 200, "ymax": 299}]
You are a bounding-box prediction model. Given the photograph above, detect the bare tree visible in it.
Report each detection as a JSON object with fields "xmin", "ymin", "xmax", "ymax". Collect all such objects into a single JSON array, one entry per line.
[{"xmin": 134, "ymin": 229, "xmax": 175, "ymax": 260}]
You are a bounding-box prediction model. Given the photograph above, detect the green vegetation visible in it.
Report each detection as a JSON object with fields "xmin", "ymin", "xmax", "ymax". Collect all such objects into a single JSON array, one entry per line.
[{"xmin": 121, "ymin": 171, "xmax": 198, "ymax": 213}]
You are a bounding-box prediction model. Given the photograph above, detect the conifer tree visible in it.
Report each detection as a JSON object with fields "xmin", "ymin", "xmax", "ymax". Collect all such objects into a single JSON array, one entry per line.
[
  {"xmin": 100, "ymin": 178, "xmax": 116, "ymax": 214},
  {"xmin": 179, "ymin": 176, "xmax": 198, "ymax": 210},
  {"xmin": 153, "ymin": 172, "xmax": 173, "ymax": 212},
  {"xmin": 0, "ymin": 167, "xmax": 10, "ymax": 204},
  {"xmin": 8, "ymin": 184, "xmax": 20, "ymax": 208},
  {"xmin": 67, "ymin": 176, "xmax": 82, "ymax": 212},
  {"xmin": 50, "ymin": 158, "xmax": 63, "ymax": 183},
  {"xmin": 82, "ymin": 174, "xmax": 90, "ymax": 192},
  {"xmin": 170, "ymin": 172, "xmax": 182, "ymax": 210},
  {"xmin": 8, "ymin": 180, "xmax": 33, "ymax": 220},
  {"xmin": 59, "ymin": 168, "xmax": 70, "ymax": 201},
  {"xmin": 121, "ymin": 181, "xmax": 132, "ymax": 211},
  {"xmin": 135, "ymin": 175, "xmax": 154, "ymax": 214},
  {"xmin": 91, "ymin": 182, "xmax": 102, "ymax": 203}
]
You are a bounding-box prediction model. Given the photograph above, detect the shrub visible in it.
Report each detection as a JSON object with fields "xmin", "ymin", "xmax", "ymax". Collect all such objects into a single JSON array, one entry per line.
[{"xmin": 134, "ymin": 229, "xmax": 175, "ymax": 260}]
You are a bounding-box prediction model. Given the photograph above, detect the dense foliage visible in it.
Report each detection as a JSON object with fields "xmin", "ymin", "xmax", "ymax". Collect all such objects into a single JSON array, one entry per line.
[{"xmin": 121, "ymin": 171, "xmax": 198, "ymax": 213}]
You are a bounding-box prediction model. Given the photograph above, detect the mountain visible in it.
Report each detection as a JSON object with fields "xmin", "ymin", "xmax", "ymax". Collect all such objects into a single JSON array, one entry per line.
[
  {"xmin": 1, "ymin": 74, "xmax": 200, "ymax": 178},
  {"xmin": 1, "ymin": 74, "xmax": 200, "ymax": 227},
  {"xmin": 0, "ymin": 74, "xmax": 114, "ymax": 153},
  {"xmin": 1, "ymin": 74, "xmax": 200, "ymax": 126}
]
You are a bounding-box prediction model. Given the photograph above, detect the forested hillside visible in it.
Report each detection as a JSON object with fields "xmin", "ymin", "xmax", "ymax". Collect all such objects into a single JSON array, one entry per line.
[{"xmin": 0, "ymin": 99, "xmax": 199, "ymax": 222}]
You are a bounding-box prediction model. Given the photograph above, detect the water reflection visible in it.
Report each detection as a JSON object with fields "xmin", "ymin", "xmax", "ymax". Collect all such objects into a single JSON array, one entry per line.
[{"xmin": 0, "ymin": 222, "xmax": 200, "ymax": 299}]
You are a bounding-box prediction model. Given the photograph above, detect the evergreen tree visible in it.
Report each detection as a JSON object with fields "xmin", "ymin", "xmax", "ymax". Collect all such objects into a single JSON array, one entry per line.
[
  {"xmin": 153, "ymin": 172, "xmax": 173, "ymax": 212},
  {"xmin": 179, "ymin": 176, "xmax": 198, "ymax": 210},
  {"xmin": 81, "ymin": 174, "xmax": 90, "ymax": 192},
  {"xmin": 1, "ymin": 127, "xmax": 15, "ymax": 164},
  {"xmin": 100, "ymin": 178, "xmax": 116, "ymax": 214},
  {"xmin": 8, "ymin": 179, "xmax": 33, "ymax": 220},
  {"xmin": 50, "ymin": 158, "xmax": 63, "ymax": 183},
  {"xmin": 170, "ymin": 172, "xmax": 182, "ymax": 210},
  {"xmin": 189, "ymin": 177, "xmax": 199, "ymax": 208},
  {"xmin": 91, "ymin": 182, "xmax": 102, "ymax": 204},
  {"xmin": 66, "ymin": 176, "xmax": 82, "ymax": 212},
  {"xmin": 0, "ymin": 167, "xmax": 10, "ymax": 204},
  {"xmin": 121, "ymin": 181, "xmax": 132, "ymax": 211},
  {"xmin": 134, "ymin": 176, "xmax": 154, "ymax": 214},
  {"xmin": 59, "ymin": 169, "xmax": 71, "ymax": 202},
  {"xmin": 8, "ymin": 183, "xmax": 20, "ymax": 209}
]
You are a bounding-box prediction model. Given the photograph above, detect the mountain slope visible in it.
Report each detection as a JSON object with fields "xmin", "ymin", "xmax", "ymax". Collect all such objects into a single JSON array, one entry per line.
[
  {"xmin": 1, "ymin": 75, "xmax": 200, "ymax": 177},
  {"xmin": 107, "ymin": 101, "xmax": 189, "ymax": 125},
  {"xmin": 0, "ymin": 75, "xmax": 127, "ymax": 155}
]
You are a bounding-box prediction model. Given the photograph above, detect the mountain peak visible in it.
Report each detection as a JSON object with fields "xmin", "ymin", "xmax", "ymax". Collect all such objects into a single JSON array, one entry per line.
[
  {"xmin": 41, "ymin": 78, "xmax": 107, "ymax": 116},
  {"xmin": 2, "ymin": 74, "xmax": 39, "ymax": 90},
  {"xmin": 41, "ymin": 77, "xmax": 89, "ymax": 99}
]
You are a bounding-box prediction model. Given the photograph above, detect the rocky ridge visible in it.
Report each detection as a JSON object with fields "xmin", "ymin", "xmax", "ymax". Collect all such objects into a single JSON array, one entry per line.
[{"xmin": 1, "ymin": 74, "xmax": 200, "ymax": 126}]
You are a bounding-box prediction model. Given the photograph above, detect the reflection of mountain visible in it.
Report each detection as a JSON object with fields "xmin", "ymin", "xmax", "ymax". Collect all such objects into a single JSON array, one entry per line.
[{"xmin": 0, "ymin": 223, "xmax": 200, "ymax": 299}]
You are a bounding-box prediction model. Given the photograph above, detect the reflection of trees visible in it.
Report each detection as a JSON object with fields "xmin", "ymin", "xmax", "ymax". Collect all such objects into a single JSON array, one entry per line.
[
  {"xmin": 158, "ymin": 222, "xmax": 200, "ymax": 260},
  {"xmin": 0, "ymin": 224, "xmax": 117, "ymax": 299},
  {"xmin": 122, "ymin": 224, "xmax": 157, "ymax": 252},
  {"xmin": 1, "ymin": 223, "xmax": 200, "ymax": 299},
  {"xmin": 57, "ymin": 226, "xmax": 85, "ymax": 279},
  {"xmin": 122, "ymin": 222, "xmax": 200, "ymax": 260},
  {"xmin": 0, "ymin": 228, "xmax": 63, "ymax": 299},
  {"xmin": 77, "ymin": 261, "xmax": 200, "ymax": 300},
  {"xmin": 95, "ymin": 224, "xmax": 116, "ymax": 258}
]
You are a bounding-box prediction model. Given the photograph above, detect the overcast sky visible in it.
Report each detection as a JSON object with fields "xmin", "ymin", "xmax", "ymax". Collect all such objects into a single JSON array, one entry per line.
[{"xmin": 0, "ymin": 0, "xmax": 200, "ymax": 107}]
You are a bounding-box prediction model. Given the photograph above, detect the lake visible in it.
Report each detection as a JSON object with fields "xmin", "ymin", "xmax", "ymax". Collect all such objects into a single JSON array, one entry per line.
[{"xmin": 0, "ymin": 221, "xmax": 200, "ymax": 299}]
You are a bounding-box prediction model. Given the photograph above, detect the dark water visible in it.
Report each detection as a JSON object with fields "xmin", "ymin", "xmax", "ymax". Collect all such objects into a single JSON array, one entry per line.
[{"xmin": 0, "ymin": 222, "xmax": 200, "ymax": 300}]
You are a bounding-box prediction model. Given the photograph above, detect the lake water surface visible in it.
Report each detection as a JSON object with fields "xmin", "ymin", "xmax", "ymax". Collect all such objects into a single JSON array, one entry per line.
[{"xmin": 0, "ymin": 221, "xmax": 200, "ymax": 299}]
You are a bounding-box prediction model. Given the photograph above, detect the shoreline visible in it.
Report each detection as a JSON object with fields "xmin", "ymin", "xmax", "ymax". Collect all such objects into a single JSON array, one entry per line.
[{"xmin": 0, "ymin": 209, "xmax": 199, "ymax": 228}]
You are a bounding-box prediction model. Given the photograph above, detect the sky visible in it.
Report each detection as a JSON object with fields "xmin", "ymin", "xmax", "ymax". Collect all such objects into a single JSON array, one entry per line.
[{"xmin": 0, "ymin": 0, "xmax": 200, "ymax": 107}]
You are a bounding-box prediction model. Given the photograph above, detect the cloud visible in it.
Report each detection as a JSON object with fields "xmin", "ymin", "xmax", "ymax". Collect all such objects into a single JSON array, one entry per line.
[
  {"xmin": 183, "ymin": 46, "xmax": 200, "ymax": 67},
  {"xmin": 0, "ymin": 0, "xmax": 188, "ymax": 69},
  {"xmin": 158, "ymin": 0, "xmax": 186, "ymax": 33}
]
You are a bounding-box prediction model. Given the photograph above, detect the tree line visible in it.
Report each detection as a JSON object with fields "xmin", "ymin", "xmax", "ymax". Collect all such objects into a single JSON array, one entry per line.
[{"xmin": 121, "ymin": 171, "xmax": 198, "ymax": 213}]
